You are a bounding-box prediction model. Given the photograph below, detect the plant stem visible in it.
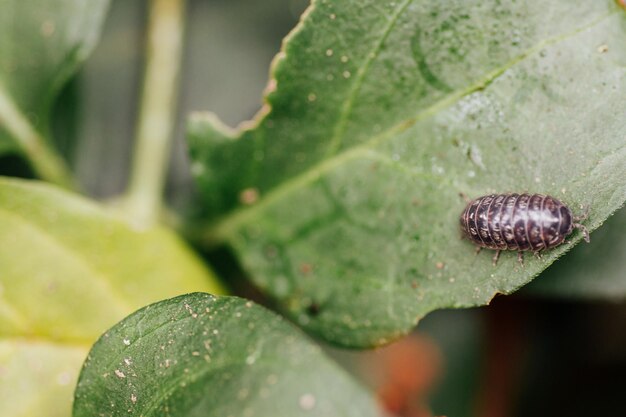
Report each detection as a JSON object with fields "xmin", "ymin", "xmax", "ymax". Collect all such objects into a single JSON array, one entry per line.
[
  {"xmin": 0, "ymin": 83, "xmax": 75, "ymax": 189},
  {"xmin": 124, "ymin": 0, "xmax": 186, "ymax": 227}
]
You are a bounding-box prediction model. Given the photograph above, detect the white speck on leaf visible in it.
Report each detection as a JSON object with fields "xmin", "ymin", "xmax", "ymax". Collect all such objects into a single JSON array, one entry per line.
[
  {"xmin": 184, "ymin": 302, "xmax": 199, "ymax": 318},
  {"xmin": 299, "ymin": 393, "xmax": 316, "ymax": 410},
  {"xmin": 469, "ymin": 145, "xmax": 485, "ymax": 170},
  {"xmin": 40, "ymin": 20, "xmax": 55, "ymax": 37},
  {"xmin": 56, "ymin": 371, "xmax": 72, "ymax": 386},
  {"xmin": 114, "ymin": 369, "xmax": 126, "ymax": 378},
  {"xmin": 238, "ymin": 388, "xmax": 249, "ymax": 400}
]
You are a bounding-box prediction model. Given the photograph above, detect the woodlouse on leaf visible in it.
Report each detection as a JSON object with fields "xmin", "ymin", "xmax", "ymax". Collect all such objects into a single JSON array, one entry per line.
[{"xmin": 460, "ymin": 193, "xmax": 590, "ymax": 265}]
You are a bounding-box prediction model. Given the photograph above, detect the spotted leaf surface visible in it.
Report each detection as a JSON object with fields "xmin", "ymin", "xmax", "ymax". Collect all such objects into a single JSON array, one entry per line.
[
  {"xmin": 73, "ymin": 293, "xmax": 378, "ymax": 417},
  {"xmin": 189, "ymin": 0, "xmax": 626, "ymax": 347},
  {"xmin": 0, "ymin": 177, "xmax": 222, "ymax": 417}
]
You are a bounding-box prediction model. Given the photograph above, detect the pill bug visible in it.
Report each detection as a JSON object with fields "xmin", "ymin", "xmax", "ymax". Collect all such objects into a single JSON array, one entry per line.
[{"xmin": 460, "ymin": 193, "xmax": 590, "ymax": 265}]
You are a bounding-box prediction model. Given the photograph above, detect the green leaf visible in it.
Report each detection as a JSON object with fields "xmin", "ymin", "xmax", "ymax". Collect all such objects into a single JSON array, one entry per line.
[
  {"xmin": 0, "ymin": 177, "xmax": 223, "ymax": 417},
  {"xmin": 0, "ymin": 0, "xmax": 109, "ymax": 145},
  {"xmin": 527, "ymin": 206, "xmax": 626, "ymax": 299},
  {"xmin": 73, "ymin": 293, "xmax": 378, "ymax": 417},
  {"xmin": 0, "ymin": 139, "xmax": 16, "ymax": 156},
  {"xmin": 0, "ymin": 0, "xmax": 110, "ymax": 184},
  {"xmin": 189, "ymin": 0, "xmax": 626, "ymax": 347}
]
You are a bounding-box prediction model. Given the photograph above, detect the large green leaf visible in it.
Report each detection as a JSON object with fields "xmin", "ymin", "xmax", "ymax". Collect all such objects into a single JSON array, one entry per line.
[
  {"xmin": 73, "ymin": 293, "xmax": 378, "ymax": 417},
  {"xmin": 0, "ymin": 177, "xmax": 223, "ymax": 417},
  {"xmin": 0, "ymin": 0, "xmax": 109, "ymax": 181},
  {"xmin": 189, "ymin": 0, "xmax": 626, "ymax": 347},
  {"xmin": 527, "ymin": 206, "xmax": 626, "ymax": 299}
]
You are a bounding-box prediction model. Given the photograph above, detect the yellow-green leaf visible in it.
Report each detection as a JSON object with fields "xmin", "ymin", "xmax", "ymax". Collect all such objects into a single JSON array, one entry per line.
[{"xmin": 0, "ymin": 177, "xmax": 224, "ymax": 417}]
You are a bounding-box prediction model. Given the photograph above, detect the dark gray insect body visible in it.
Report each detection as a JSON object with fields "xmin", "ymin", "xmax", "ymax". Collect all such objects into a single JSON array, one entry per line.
[{"xmin": 460, "ymin": 193, "xmax": 590, "ymax": 265}]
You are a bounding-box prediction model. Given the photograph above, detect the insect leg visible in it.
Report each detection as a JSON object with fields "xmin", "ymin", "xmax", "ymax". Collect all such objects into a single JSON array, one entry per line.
[
  {"xmin": 574, "ymin": 223, "xmax": 590, "ymax": 243},
  {"xmin": 475, "ymin": 246, "xmax": 482, "ymax": 255},
  {"xmin": 533, "ymin": 251, "xmax": 543, "ymax": 259},
  {"xmin": 492, "ymin": 250, "xmax": 501, "ymax": 266},
  {"xmin": 517, "ymin": 251, "xmax": 524, "ymax": 266},
  {"xmin": 573, "ymin": 206, "xmax": 590, "ymax": 222},
  {"xmin": 459, "ymin": 192, "xmax": 471, "ymax": 204}
]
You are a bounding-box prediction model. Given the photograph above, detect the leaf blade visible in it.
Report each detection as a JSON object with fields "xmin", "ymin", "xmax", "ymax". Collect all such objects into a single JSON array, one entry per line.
[
  {"xmin": 0, "ymin": 340, "xmax": 88, "ymax": 417},
  {"xmin": 73, "ymin": 293, "xmax": 378, "ymax": 417},
  {"xmin": 0, "ymin": 177, "xmax": 224, "ymax": 417},
  {"xmin": 0, "ymin": 0, "xmax": 110, "ymax": 183},
  {"xmin": 0, "ymin": 177, "xmax": 224, "ymax": 342},
  {"xmin": 189, "ymin": 0, "xmax": 626, "ymax": 346}
]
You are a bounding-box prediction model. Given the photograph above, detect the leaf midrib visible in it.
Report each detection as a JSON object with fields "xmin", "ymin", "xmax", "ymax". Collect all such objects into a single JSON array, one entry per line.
[
  {"xmin": 0, "ymin": 294, "xmax": 33, "ymax": 334},
  {"xmin": 326, "ymin": 0, "xmax": 414, "ymax": 156},
  {"xmin": 207, "ymin": 10, "xmax": 618, "ymax": 243}
]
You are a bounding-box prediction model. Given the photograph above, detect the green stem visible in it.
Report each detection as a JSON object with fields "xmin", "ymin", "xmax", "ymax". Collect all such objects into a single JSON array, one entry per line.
[
  {"xmin": 124, "ymin": 0, "xmax": 186, "ymax": 227},
  {"xmin": 0, "ymin": 83, "xmax": 75, "ymax": 189}
]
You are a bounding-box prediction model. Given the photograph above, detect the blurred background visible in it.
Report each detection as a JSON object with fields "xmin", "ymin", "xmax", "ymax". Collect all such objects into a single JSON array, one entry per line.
[
  {"xmin": 2, "ymin": 1, "xmax": 625, "ymax": 416},
  {"xmin": 58, "ymin": 0, "xmax": 311, "ymax": 208}
]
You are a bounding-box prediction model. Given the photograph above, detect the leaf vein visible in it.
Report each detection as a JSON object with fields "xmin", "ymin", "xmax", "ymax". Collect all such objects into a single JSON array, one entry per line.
[
  {"xmin": 209, "ymin": 10, "xmax": 618, "ymax": 243},
  {"xmin": 0, "ymin": 207, "xmax": 134, "ymax": 317},
  {"xmin": 326, "ymin": 0, "xmax": 415, "ymax": 156}
]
